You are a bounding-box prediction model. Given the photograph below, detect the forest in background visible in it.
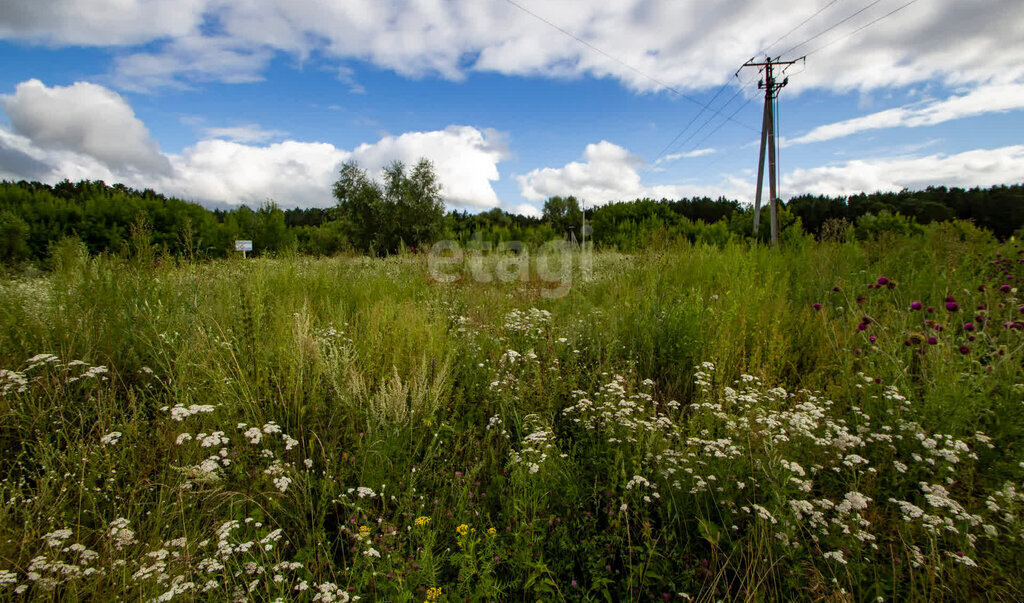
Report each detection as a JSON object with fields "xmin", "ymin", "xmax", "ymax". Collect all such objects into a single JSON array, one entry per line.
[{"xmin": 1, "ymin": 177, "xmax": 1022, "ymax": 264}]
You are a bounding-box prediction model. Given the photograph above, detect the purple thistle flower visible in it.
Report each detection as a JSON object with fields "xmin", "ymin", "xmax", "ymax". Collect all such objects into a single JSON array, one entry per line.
[
  {"xmin": 959, "ymin": 345, "xmax": 970, "ymax": 355},
  {"xmin": 945, "ymin": 296, "xmax": 956, "ymax": 303},
  {"xmin": 869, "ymin": 335, "xmax": 877, "ymax": 343},
  {"xmin": 927, "ymin": 337, "xmax": 938, "ymax": 345},
  {"xmin": 857, "ymin": 323, "xmax": 868, "ymax": 331},
  {"xmin": 812, "ymin": 303, "xmax": 822, "ymax": 310},
  {"xmin": 964, "ymin": 322, "xmax": 975, "ymax": 331},
  {"xmin": 946, "ymin": 302, "xmax": 959, "ymax": 312},
  {"xmin": 1000, "ymin": 284, "xmax": 1012, "ymax": 292},
  {"xmin": 910, "ymin": 301, "xmax": 923, "ymax": 310},
  {"xmin": 832, "ymin": 285, "xmax": 842, "ymax": 292},
  {"xmin": 853, "ymin": 348, "xmax": 861, "ymax": 355},
  {"xmin": 927, "ymin": 306, "xmax": 936, "ymax": 313},
  {"xmin": 877, "ymin": 276, "xmax": 889, "ymax": 285}
]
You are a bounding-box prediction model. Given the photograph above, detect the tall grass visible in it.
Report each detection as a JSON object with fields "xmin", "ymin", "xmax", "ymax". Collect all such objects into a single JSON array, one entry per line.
[{"xmin": 0, "ymin": 223, "xmax": 1021, "ymax": 601}]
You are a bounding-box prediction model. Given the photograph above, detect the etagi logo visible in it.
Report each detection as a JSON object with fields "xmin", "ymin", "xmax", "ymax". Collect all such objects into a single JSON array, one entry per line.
[{"xmin": 427, "ymin": 239, "xmax": 593, "ymax": 299}]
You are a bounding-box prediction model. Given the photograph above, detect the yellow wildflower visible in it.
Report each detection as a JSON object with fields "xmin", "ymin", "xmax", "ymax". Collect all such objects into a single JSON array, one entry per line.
[
  {"xmin": 414, "ymin": 516, "xmax": 431, "ymax": 527},
  {"xmin": 455, "ymin": 524, "xmax": 470, "ymax": 536},
  {"xmin": 425, "ymin": 586, "xmax": 443, "ymax": 601},
  {"xmin": 487, "ymin": 527, "xmax": 496, "ymax": 535},
  {"xmin": 358, "ymin": 525, "xmax": 371, "ymax": 537}
]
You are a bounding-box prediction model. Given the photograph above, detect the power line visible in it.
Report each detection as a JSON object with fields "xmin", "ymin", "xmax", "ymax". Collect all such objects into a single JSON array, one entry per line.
[
  {"xmin": 498, "ymin": 0, "xmax": 758, "ymax": 132},
  {"xmin": 645, "ymin": 76, "xmax": 738, "ymax": 169},
  {"xmin": 648, "ymin": 0, "xmax": 845, "ymax": 170},
  {"xmin": 779, "ymin": 0, "xmax": 886, "ymax": 57},
  {"xmin": 804, "ymin": 0, "xmax": 924, "ymax": 57},
  {"xmin": 669, "ymin": 74, "xmax": 762, "ymax": 162},
  {"xmin": 760, "ymin": 0, "xmax": 844, "ymax": 57}
]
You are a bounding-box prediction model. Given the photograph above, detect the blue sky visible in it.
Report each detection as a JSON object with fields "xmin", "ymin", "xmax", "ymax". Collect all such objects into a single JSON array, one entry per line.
[{"xmin": 1, "ymin": 0, "xmax": 1022, "ymax": 216}]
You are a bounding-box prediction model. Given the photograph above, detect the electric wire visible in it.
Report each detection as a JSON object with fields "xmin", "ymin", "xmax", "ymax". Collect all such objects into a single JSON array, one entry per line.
[
  {"xmin": 804, "ymin": 0, "xmax": 924, "ymax": 57},
  {"xmin": 651, "ymin": 0, "xmax": 847, "ymax": 169},
  {"xmin": 760, "ymin": 0, "xmax": 844, "ymax": 57},
  {"xmin": 778, "ymin": 0, "xmax": 886, "ymax": 57},
  {"xmin": 498, "ymin": 0, "xmax": 758, "ymax": 132}
]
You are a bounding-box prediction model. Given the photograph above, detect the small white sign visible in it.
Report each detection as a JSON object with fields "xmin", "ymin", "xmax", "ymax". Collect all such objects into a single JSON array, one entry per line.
[{"xmin": 235, "ymin": 240, "xmax": 253, "ymax": 252}]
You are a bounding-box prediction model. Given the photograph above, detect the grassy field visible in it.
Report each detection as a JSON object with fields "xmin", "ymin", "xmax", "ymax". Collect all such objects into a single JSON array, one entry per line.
[{"xmin": 1, "ymin": 223, "xmax": 1023, "ymax": 601}]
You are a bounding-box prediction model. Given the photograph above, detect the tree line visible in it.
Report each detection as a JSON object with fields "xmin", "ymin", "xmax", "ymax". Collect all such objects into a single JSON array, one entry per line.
[{"xmin": 1, "ymin": 162, "xmax": 1021, "ymax": 265}]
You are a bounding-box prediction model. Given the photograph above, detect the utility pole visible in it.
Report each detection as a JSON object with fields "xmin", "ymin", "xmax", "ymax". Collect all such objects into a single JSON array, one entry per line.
[{"xmin": 740, "ymin": 56, "xmax": 803, "ymax": 245}]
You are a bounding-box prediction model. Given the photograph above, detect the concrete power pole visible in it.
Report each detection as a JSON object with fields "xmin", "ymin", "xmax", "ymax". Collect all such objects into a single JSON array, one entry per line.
[{"xmin": 741, "ymin": 56, "xmax": 803, "ymax": 245}]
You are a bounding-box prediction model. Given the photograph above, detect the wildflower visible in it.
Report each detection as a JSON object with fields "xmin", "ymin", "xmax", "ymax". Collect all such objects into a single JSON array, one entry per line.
[
  {"xmin": 868, "ymin": 335, "xmax": 877, "ymax": 343},
  {"xmin": 364, "ymin": 548, "xmax": 380, "ymax": 558},
  {"xmin": 358, "ymin": 526, "xmax": 371, "ymax": 538},
  {"xmin": 243, "ymin": 427, "xmax": 262, "ymax": 444},
  {"xmin": 487, "ymin": 527, "xmax": 496, "ymax": 535},
  {"xmin": 823, "ymin": 550, "xmax": 847, "ymax": 565},
  {"xmin": 832, "ymin": 285, "xmax": 841, "ymax": 292},
  {"xmin": 812, "ymin": 303, "xmax": 822, "ymax": 310},
  {"xmin": 1000, "ymin": 284, "xmax": 1012, "ymax": 293},
  {"xmin": 456, "ymin": 524, "xmax": 470, "ymax": 536},
  {"xmin": 946, "ymin": 301, "xmax": 959, "ymax": 312},
  {"xmin": 959, "ymin": 345, "xmax": 970, "ymax": 355},
  {"xmin": 963, "ymin": 322, "xmax": 975, "ymax": 332},
  {"xmin": 877, "ymin": 276, "xmax": 889, "ymax": 285},
  {"xmin": 425, "ymin": 586, "xmax": 443, "ymax": 601},
  {"xmin": 927, "ymin": 337, "xmax": 938, "ymax": 345},
  {"xmin": 414, "ymin": 516, "xmax": 431, "ymax": 527},
  {"xmin": 910, "ymin": 301, "xmax": 922, "ymax": 310},
  {"xmin": 100, "ymin": 431, "xmax": 122, "ymax": 446},
  {"xmin": 853, "ymin": 349, "xmax": 861, "ymax": 355}
]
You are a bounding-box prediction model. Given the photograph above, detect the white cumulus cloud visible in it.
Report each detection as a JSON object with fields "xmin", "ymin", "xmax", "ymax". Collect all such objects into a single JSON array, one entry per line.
[
  {"xmin": 349, "ymin": 126, "xmax": 509, "ymax": 209},
  {"xmin": 783, "ymin": 146, "xmax": 1024, "ymax": 197},
  {"xmin": 512, "ymin": 203, "xmax": 542, "ymax": 218},
  {"xmin": 0, "ymin": 79, "xmax": 171, "ymax": 174},
  {"xmin": 788, "ymin": 83, "xmax": 1024, "ymax": 145},
  {"xmin": 0, "ymin": 80, "xmax": 509, "ymax": 210},
  {"xmin": 518, "ymin": 140, "xmax": 742, "ymax": 205},
  {"xmin": 3, "ymin": 1, "xmax": 1022, "ymax": 95}
]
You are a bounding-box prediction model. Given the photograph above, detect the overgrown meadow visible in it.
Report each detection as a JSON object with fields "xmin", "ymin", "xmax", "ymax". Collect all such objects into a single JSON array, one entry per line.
[{"xmin": 2, "ymin": 222, "xmax": 1024, "ymax": 601}]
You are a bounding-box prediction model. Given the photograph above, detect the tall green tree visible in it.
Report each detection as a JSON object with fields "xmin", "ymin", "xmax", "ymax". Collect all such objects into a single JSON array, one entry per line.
[
  {"xmin": 332, "ymin": 158, "xmax": 445, "ymax": 255},
  {"xmin": 542, "ymin": 195, "xmax": 582, "ymax": 238},
  {"xmin": 0, "ymin": 210, "xmax": 30, "ymax": 264}
]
